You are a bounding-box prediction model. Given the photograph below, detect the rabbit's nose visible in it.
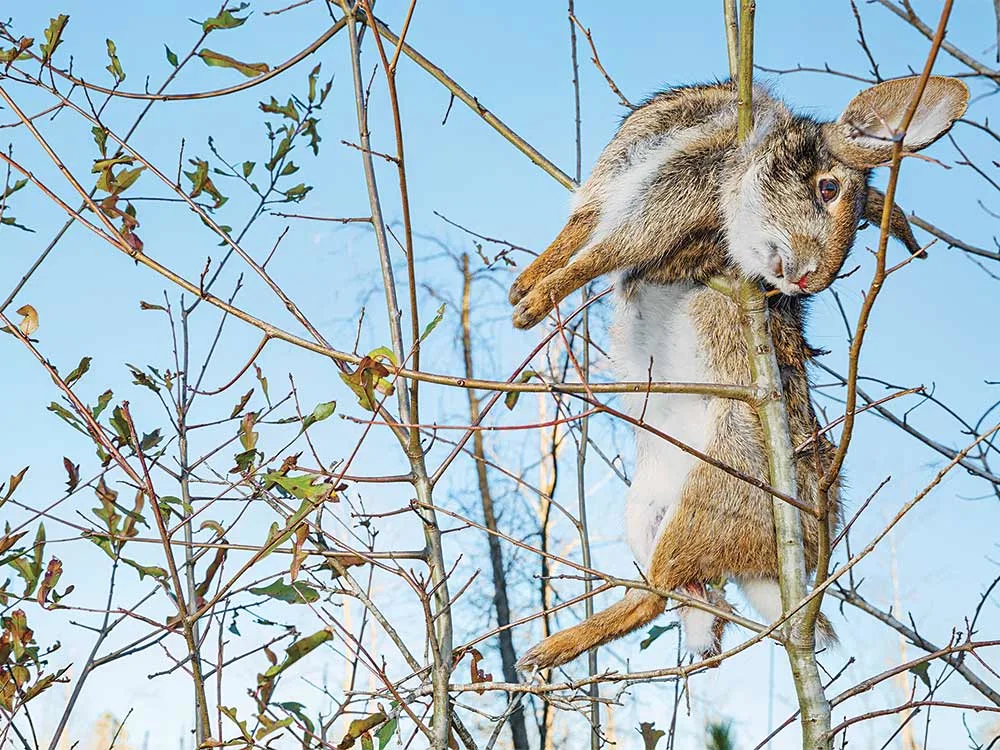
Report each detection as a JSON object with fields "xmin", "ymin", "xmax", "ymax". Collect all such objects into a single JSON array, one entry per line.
[{"xmin": 795, "ymin": 273, "xmax": 810, "ymax": 290}]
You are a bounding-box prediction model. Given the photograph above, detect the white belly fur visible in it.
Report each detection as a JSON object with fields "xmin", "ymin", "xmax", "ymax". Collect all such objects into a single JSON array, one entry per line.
[{"xmin": 610, "ymin": 281, "xmax": 714, "ymax": 569}]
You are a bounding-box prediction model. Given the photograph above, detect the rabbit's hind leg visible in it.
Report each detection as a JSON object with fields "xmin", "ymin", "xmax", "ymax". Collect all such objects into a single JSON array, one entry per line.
[
  {"xmin": 677, "ymin": 582, "xmax": 734, "ymax": 658},
  {"xmin": 517, "ymin": 589, "xmax": 665, "ymax": 672}
]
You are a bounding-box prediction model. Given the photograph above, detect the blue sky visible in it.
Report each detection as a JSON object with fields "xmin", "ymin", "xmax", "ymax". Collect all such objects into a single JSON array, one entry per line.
[{"xmin": 2, "ymin": 1, "xmax": 999, "ymax": 748}]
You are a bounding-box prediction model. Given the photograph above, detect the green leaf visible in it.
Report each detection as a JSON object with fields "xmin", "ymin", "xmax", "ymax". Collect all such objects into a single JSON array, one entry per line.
[
  {"xmin": 48, "ymin": 402, "xmax": 87, "ymax": 435},
  {"xmin": 64, "ymin": 357, "xmax": 91, "ymax": 388},
  {"xmin": 92, "ymin": 156, "xmax": 134, "ymax": 173},
  {"xmin": 256, "ymin": 716, "xmax": 294, "ymax": 740},
  {"xmin": 419, "ymin": 303, "xmax": 446, "ymax": 343},
  {"xmin": 231, "ymin": 448, "xmax": 257, "ymax": 476},
  {"xmin": 229, "ymin": 388, "xmax": 254, "ymax": 419},
  {"xmin": 265, "ymin": 135, "xmax": 294, "ymax": 172},
  {"xmin": 157, "ymin": 495, "xmax": 188, "ymax": 522},
  {"xmin": 338, "ymin": 715, "xmax": 387, "ymax": 750},
  {"xmin": 199, "ymin": 519, "xmax": 226, "ymax": 538},
  {"xmin": 91, "ymin": 390, "xmax": 113, "ymax": 420},
  {"xmin": 122, "ymin": 557, "xmax": 168, "ymax": 581},
  {"xmin": 8, "ymin": 524, "xmax": 45, "ymax": 597},
  {"xmin": 637, "ymin": 722, "xmax": 666, "ymax": 750},
  {"xmin": 1, "ymin": 178, "xmax": 28, "ymax": 201},
  {"xmin": 241, "ymin": 160, "xmax": 255, "ymax": 178},
  {"xmin": 221, "ymin": 706, "xmax": 253, "ymax": 742},
  {"xmin": 301, "ymin": 400, "xmax": 336, "ymax": 430},
  {"xmin": 23, "ymin": 666, "xmax": 70, "ymax": 704},
  {"xmin": 302, "ymin": 117, "xmax": 322, "ymax": 155},
  {"xmin": 255, "ymin": 365, "xmax": 270, "ymax": 405},
  {"xmin": 504, "ymin": 370, "xmax": 538, "ymax": 411},
  {"xmin": 910, "ymin": 661, "xmax": 931, "ymax": 689},
  {"xmin": 139, "ymin": 428, "xmax": 162, "ymax": 452},
  {"xmin": 0, "ymin": 37, "xmax": 34, "ymax": 66},
  {"xmin": 91, "ymin": 126, "xmax": 108, "ymax": 156},
  {"xmin": 109, "ymin": 406, "xmax": 131, "ymax": 443},
  {"xmin": 40, "ymin": 15, "xmax": 69, "ymax": 63},
  {"xmin": 279, "ymin": 702, "xmax": 315, "ymax": 741},
  {"xmin": 639, "ymin": 622, "xmax": 677, "ymax": 650},
  {"xmin": 705, "ymin": 720, "xmax": 736, "ymax": 750},
  {"xmin": 282, "ymin": 183, "xmax": 312, "ymax": 203},
  {"xmin": 376, "ymin": 718, "xmax": 397, "ymax": 749},
  {"xmin": 198, "ymin": 49, "xmax": 269, "ymax": 78},
  {"xmin": 0, "ymin": 215, "xmax": 34, "ymax": 233},
  {"xmin": 105, "ymin": 38, "xmax": 125, "ymax": 83},
  {"xmin": 249, "ymin": 578, "xmax": 319, "ymax": 604},
  {"xmin": 368, "ymin": 346, "xmax": 397, "ymax": 367},
  {"xmin": 200, "ymin": 6, "xmax": 249, "ymax": 33},
  {"xmin": 114, "ymin": 166, "xmax": 144, "ymax": 193},
  {"xmin": 307, "ymin": 64, "xmax": 321, "ymax": 103},
  {"xmin": 264, "ymin": 473, "xmax": 336, "ymax": 502},
  {"xmin": 164, "ymin": 45, "xmax": 178, "ymax": 67},
  {"xmin": 260, "ymin": 497, "xmax": 322, "ymax": 560},
  {"xmin": 263, "ymin": 629, "xmax": 332, "ymax": 678},
  {"xmin": 127, "ymin": 364, "xmax": 160, "ymax": 393},
  {"xmin": 183, "ymin": 158, "xmax": 227, "ymax": 208},
  {"xmin": 260, "ymin": 96, "xmax": 299, "ymax": 122}
]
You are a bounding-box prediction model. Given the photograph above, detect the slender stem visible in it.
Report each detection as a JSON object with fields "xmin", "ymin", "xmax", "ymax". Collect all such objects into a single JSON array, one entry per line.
[
  {"xmin": 736, "ymin": 0, "xmax": 756, "ymax": 135},
  {"xmin": 341, "ymin": 6, "xmax": 454, "ymax": 748},
  {"xmin": 731, "ymin": 2, "xmax": 831, "ymax": 747},
  {"xmin": 723, "ymin": 0, "xmax": 739, "ymax": 80},
  {"xmin": 177, "ymin": 315, "xmax": 206, "ymax": 743},
  {"xmin": 567, "ymin": 3, "xmax": 599, "ymax": 744}
]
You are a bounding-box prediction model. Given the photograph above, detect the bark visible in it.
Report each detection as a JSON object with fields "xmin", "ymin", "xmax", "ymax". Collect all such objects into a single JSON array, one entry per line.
[{"xmin": 460, "ymin": 255, "xmax": 530, "ymax": 750}]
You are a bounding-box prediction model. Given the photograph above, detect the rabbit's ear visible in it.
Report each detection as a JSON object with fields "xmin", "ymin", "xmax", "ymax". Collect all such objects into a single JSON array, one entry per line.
[
  {"xmin": 825, "ymin": 76, "xmax": 968, "ymax": 167},
  {"xmin": 864, "ymin": 186, "xmax": 925, "ymax": 258}
]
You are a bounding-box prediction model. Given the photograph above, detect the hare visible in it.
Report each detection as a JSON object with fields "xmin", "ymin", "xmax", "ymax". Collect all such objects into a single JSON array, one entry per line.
[{"xmin": 512, "ymin": 77, "xmax": 968, "ymax": 669}]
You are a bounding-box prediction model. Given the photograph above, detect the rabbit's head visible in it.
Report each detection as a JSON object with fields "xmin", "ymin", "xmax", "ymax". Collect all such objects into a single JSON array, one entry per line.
[{"xmin": 726, "ymin": 76, "xmax": 969, "ymax": 296}]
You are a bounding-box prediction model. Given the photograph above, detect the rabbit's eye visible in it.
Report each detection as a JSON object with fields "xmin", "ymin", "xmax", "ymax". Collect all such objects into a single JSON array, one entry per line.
[{"xmin": 818, "ymin": 177, "xmax": 840, "ymax": 203}]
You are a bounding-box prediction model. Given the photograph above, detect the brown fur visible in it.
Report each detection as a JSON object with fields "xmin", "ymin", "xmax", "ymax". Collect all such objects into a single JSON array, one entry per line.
[
  {"xmin": 519, "ymin": 290, "xmax": 839, "ymax": 669},
  {"xmin": 514, "ymin": 77, "xmax": 967, "ymax": 671}
]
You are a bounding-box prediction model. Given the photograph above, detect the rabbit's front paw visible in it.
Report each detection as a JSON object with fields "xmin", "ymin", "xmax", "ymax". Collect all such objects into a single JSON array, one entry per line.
[
  {"xmin": 512, "ymin": 290, "xmax": 553, "ymax": 330},
  {"xmin": 508, "ymin": 272, "xmax": 534, "ymax": 306}
]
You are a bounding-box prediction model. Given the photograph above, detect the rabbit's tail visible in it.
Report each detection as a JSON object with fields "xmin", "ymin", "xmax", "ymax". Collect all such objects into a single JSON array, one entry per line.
[
  {"xmin": 816, "ymin": 611, "xmax": 838, "ymax": 647},
  {"xmin": 517, "ymin": 589, "xmax": 665, "ymax": 672}
]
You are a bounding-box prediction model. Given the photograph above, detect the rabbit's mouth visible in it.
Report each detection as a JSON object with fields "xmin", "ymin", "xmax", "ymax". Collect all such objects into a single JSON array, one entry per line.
[{"xmin": 764, "ymin": 243, "xmax": 814, "ymax": 296}]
